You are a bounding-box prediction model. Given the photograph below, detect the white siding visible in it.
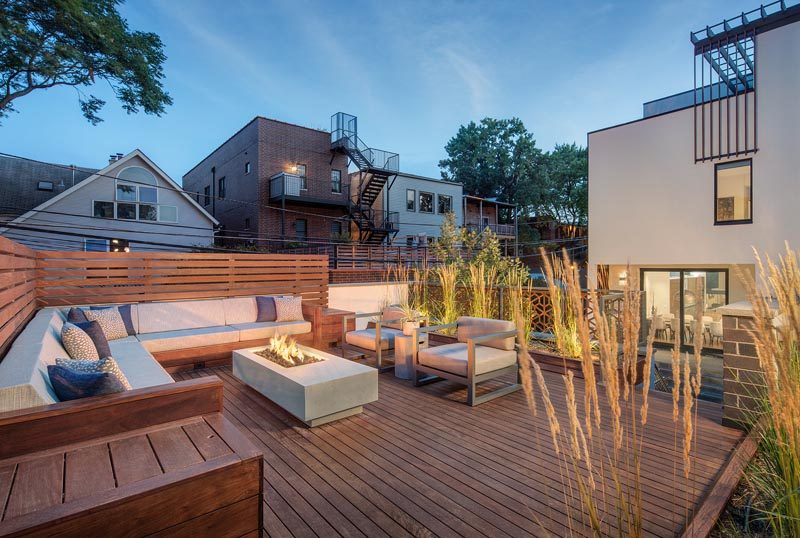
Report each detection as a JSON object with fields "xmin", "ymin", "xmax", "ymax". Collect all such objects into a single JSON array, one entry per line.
[{"xmin": 386, "ymin": 174, "xmax": 463, "ymax": 244}]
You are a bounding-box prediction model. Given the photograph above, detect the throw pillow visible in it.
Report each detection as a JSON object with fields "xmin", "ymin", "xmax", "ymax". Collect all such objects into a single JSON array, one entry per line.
[
  {"xmin": 56, "ymin": 357, "xmax": 132, "ymax": 390},
  {"xmin": 48, "ymin": 365, "xmax": 126, "ymax": 401},
  {"xmin": 72, "ymin": 321, "xmax": 112, "ymax": 359},
  {"xmin": 274, "ymin": 296, "xmax": 304, "ymax": 322},
  {"xmin": 256, "ymin": 296, "xmax": 277, "ymax": 322},
  {"xmin": 61, "ymin": 322, "xmax": 100, "ymax": 360},
  {"xmin": 66, "ymin": 307, "xmax": 88, "ymax": 323},
  {"xmin": 90, "ymin": 305, "xmax": 135, "ymax": 336},
  {"xmin": 84, "ymin": 308, "xmax": 128, "ymax": 340}
]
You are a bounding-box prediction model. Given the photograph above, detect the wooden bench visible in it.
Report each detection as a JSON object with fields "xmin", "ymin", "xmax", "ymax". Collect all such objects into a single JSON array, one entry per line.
[{"xmin": 0, "ymin": 377, "xmax": 263, "ymax": 537}]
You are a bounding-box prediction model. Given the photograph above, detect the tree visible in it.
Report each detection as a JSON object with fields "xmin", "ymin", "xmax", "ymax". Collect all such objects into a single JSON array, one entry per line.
[
  {"xmin": 538, "ymin": 143, "xmax": 588, "ymax": 230},
  {"xmin": 439, "ymin": 117, "xmax": 544, "ymax": 206},
  {"xmin": 0, "ymin": 0, "xmax": 172, "ymax": 124}
]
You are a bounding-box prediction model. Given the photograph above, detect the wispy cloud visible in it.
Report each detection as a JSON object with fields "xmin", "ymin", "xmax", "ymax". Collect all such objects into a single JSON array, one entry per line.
[{"xmin": 439, "ymin": 48, "xmax": 494, "ymax": 116}]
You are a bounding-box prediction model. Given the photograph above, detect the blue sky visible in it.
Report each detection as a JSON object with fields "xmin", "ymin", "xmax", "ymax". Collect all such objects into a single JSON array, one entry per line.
[{"xmin": 0, "ymin": 0, "xmax": 757, "ymax": 182}]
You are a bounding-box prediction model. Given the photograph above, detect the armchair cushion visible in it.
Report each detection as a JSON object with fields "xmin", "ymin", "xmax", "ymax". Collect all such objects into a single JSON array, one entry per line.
[
  {"xmin": 381, "ymin": 306, "xmax": 405, "ymax": 330},
  {"xmin": 418, "ymin": 342, "xmax": 517, "ymax": 377},
  {"xmin": 345, "ymin": 327, "xmax": 402, "ymax": 351},
  {"xmin": 456, "ymin": 317, "xmax": 515, "ymax": 351}
]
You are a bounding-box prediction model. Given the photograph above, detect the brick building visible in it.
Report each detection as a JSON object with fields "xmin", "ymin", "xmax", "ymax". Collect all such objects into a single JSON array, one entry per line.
[{"xmin": 183, "ymin": 117, "xmax": 351, "ymax": 247}]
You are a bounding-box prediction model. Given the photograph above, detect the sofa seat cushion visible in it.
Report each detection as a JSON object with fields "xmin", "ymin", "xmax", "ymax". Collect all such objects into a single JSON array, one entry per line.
[
  {"xmin": 345, "ymin": 327, "xmax": 403, "ymax": 351},
  {"xmin": 111, "ymin": 342, "xmax": 174, "ymax": 388},
  {"xmin": 136, "ymin": 326, "xmax": 239, "ymax": 353},
  {"xmin": 233, "ymin": 321, "xmax": 312, "ymax": 341},
  {"xmin": 418, "ymin": 342, "xmax": 517, "ymax": 377},
  {"xmin": 136, "ymin": 299, "xmax": 227, "ymax": 334}
]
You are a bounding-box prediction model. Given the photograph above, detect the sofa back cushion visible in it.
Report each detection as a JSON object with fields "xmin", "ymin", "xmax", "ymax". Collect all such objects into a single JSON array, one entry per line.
[
  {"xmin": 456, "ymin": 316, "xmax": 516, "ymax": 351},
  {"xmin": 137, "ymin": 299, "xmax": 227, "ymax": 334},
  {"xmin": 223, "ymin": 297, "xmax": 258, "ymax": 325}
]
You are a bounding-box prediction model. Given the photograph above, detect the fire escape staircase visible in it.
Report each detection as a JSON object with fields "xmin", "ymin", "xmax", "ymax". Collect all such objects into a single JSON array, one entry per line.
[{"xmin": 331, "ymin": 112, "xmax": 399, "ymax": 244}]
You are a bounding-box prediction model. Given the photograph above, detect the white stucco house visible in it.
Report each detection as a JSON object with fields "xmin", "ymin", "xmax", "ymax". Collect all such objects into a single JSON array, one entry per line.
[
  {"xmin": 0, "ymin": 150, "xmax": 218, "ymax": 251},
  {"xmin": 587, "ymin": 2, "xmax": 800, "ymax": 350}
]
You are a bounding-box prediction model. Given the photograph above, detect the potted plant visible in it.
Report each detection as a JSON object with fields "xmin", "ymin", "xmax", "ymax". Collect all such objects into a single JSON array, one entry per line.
[{"xmin": 398, "ymin": 303, "xmax": 422, "ymax": 336}]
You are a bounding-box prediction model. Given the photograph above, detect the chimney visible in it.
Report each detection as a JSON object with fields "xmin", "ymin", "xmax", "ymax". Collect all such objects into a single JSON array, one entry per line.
[{"xmin": 108, "ymin": 152, "xmax": 124, "ymax": 164}]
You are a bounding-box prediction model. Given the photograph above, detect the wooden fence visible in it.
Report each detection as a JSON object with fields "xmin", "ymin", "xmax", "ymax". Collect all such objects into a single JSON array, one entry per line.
[
  {"xmin": 279, "ymin": 244, "xmax": 468, "ymax": 269},
  {"xmin": 0, "ymin": 237, "xmax": 37, "ymax": 356},
  {"xmin": 0, "ymin": 240, "xmax": 330, "ymax": 354}
]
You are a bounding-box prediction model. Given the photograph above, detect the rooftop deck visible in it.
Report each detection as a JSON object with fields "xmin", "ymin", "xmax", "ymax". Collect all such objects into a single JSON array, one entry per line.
[{"xmin": 176, "ymin": 365, "xmax": 745, "ymax": 538}]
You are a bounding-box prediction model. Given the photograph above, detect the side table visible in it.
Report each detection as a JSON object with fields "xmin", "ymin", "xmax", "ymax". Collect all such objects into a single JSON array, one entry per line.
[{"xmin": 394, "ymin": 333, "xmax": 428, "ymax": 380}]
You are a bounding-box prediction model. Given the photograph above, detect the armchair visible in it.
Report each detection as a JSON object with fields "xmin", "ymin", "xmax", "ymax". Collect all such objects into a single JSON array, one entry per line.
[
  {"xmin": 341, "ymin": 309, "xmax": 403, "ymax": 372},
  {"xmin": 413, "ymin": 316, "xmax": 521, "ymax": 406}
]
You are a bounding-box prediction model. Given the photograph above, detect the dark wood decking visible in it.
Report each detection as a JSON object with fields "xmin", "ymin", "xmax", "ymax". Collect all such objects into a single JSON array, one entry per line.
[{"xmin": 175, "ymin": 366, "xmax": 744, "ymax": 538}]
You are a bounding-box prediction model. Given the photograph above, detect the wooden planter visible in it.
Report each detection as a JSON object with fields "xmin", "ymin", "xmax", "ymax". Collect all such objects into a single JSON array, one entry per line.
[{"xmin": 530, "ymin": 348, "xmax": 646, "ymax": 386}]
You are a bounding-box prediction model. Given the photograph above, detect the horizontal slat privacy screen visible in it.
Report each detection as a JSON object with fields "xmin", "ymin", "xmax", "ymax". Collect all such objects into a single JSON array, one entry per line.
[
  {"xmin": 35, "ymin": 251, "xmax": 329, "ymax": 307},
  {"xmin": 0, "ymin": 237, "xmax": 38, "ymax": 356}
]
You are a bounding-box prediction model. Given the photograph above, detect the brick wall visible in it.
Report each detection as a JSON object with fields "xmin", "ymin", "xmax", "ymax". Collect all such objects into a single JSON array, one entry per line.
[
  {"xmin": 721, "ymin": 306, "xmax": 766, "ymax": 429},
  {"xmin": 329, "ymin": 269, "xmax": 394, "ymax": 284}
]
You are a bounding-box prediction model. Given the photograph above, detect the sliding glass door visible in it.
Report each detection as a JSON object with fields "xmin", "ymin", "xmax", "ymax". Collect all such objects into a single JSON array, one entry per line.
[{"xmin": 642, "ymin": 269, "xmax": 728, "ymax": 351}]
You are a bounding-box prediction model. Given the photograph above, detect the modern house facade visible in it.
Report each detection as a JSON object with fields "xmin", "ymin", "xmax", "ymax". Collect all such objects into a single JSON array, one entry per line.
[
  {"xmin": 588, "ymin": 1, "xmax": 800, "ymax": 349},
  {"xmin": 0, "ymin": 150, "xmax": 217, "ymax": 252}
]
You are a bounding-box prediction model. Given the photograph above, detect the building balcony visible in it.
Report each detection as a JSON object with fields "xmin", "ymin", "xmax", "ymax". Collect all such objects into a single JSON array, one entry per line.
[
  {"xmin": 269, "ymin": 172, "xmax": 350, "ymax": 208},
  {"xmin": 464, "ymin": 222, "xmax": 516, "ymax": 238}
]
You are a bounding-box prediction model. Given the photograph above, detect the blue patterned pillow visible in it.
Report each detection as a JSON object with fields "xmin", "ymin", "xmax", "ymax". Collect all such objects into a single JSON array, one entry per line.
[
  {"xmin": 90, "ymin": 305, "xmax": 135, "ymax": 336},
  {"xmin": 47, "ymin": 365, "xmax": 126, "ymax": 401},
  {"xmin": 72, "ymin": 321, "xmax": 112, "ymax": 358},
  {"xmin": 56, "ymin": 357, "xmax": 132, "ymax": 390},
  {"xmin": 256, "ymin": 296, "xmax": 277, "ymax": 322},
  {"xmin": 67, "ymin": 307, "xmax": 88, "ymax": 323}
]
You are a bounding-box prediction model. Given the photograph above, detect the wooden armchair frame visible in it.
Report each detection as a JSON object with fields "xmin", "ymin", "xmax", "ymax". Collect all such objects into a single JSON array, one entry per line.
[{"xmin": 412, "ymin": 322, "xmax": 522, "ymax": 406}]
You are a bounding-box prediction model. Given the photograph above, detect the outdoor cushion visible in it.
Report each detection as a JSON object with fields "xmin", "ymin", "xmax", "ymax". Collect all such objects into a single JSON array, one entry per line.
[
  {"xmin": 255, "ymin": 296, "xmax": 278, "ymax": 322},
  {"xmin": 456, "ymin": 316, "xmax": 516, "ymax": 351},
  {"xmin": 345, "ymin": 327, "xmax": 403, "ymax": 351},
  {"xmin": 67, "ymin": 307, "xmax": 88, "ymax": 323},
  {"xmin": 0, "ymin": 324, "xmax": 64, "ymax": 411},
  {"xmin": 47, "ymin": 365, "xmax": 126, "ymax": 401},
  {"xmin": 111, "ymin": 342, "xmax": 175, "ymax": 388},
  {"xmin": 381, "ymin": 306, "xmax": 405, "ymax": 330},
  {"xmin": 224, "ymin": 297, "xmax": 258, "ymax": 325},
  {"xmin": 136, "ymin": 299, "xmax": 226, "ymax": 334},
  {"xmin": 274, "ymin": 296, "xmax": 303, "ymax": 322},
  {"xmin": 233, "ymin": 321, "xmax": 312, "ymax": 341},
  {"xmin": 418, "ymin": 342, "xmax": 517, "ymax": 377},
  {"xmin": 61, "ymin": 322, "xmax": 101, "ymax": 360},
  {"xmin": 10, "ymin": 308, "xmax": 64, "ymax": 349},
  {"xmin": 136, "ymin": 325, "xmax": 239, "ymax": 353},
  {"xmin": 84, "ymin": 308, "xmax": 129, "ymax": 340},
  {"xmin": 91, "ymin": 305, "xmax": 136, "ymax": 336},
  {"xmin": 55, "ymin": 357, "xmax": 132, "ymax": 390},
  {"xmin": 72, "ymin": 320, "xmax": 112, "ymax": 358}
]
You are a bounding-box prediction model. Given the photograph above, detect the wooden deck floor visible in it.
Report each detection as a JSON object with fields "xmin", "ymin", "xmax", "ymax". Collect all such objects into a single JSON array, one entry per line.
[{"xmin": 175, "ymin": 366, "xmax": 744, "ymax": 538}]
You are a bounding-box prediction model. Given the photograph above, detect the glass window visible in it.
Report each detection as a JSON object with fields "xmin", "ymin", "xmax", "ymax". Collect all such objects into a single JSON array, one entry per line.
[
  {"xmin": 117, "ymin": 203, "xmax": 137, "ymax": 220},
  {"xmin": 116, "ymin": 184, "xmax": 137, "ymax": 202},
  {"xmin": 159, "ymin": 205, "xmax": 177, "ymax": 223},
  {"xmin": 295, "ymin": 164, "xmax": 307, "ymax": 190},
  {"xmin": 437, "ymin": 194, "xmax": 452, "ymax": 214},
  {"xmin": 138, "ymin": 204, "xmax": 157, "ymax": 221},
  {"xmin": 37, "ymin": 181, "xmax": 54, "ymax": 191},
  {"xmin": 218, "ymin": 176, "xmax": 226, "ymax": 199},
  {"xmin": 117, "ymin": 166, "xmax": 157, "ymax": 185},
  {"xmin": 84, "ymin": 239, "xmax": 109, "ymax": 252},
  {"xmin": 331, "ymin": 170, "xmax": 342, "ymax": 193},
  {"xmin": 295, "ymin": 219, "xmax": 307, "ymax": 240},
  {"xmin": 139, "ymin": 186, "xmax": 158, "ymax": 203},
  {"xmin": 245, "ymin": 161, "xmax": 251, "ymax": 174},
  {"xmin": 203, "ymin": 186, "xmax": 211, "ymax": 206},
  {"xmin": 419, "ymin": 192, "xmax": 433, "ymax": 213},
  {"xmin": 715, "ymin": 160, "xmax": 752, "ymax": 224},
  {"xmin": 331, "ymin": 221, "xmax": 342, "ymax": 236},
  {"xmin": 406, "ymin": 189, "xmax": 415, "ymax": 211},
  {"xmin": 93, "ymin": 201, "xmax": 114, "ymax": 218},
  {"xmin": 244, "ymin": 217, "xmax": 251, "ymax": 230}
]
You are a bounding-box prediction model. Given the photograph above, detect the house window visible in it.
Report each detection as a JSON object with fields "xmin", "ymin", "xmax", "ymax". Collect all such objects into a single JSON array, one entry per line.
[
  {"xmin": 203, "ymin": 186, "xmax": 211, "ymax": 206},
  {"xmin": 419, "ymin": 192, "xmax": 433, "ymax": 213},
  {"xmin": 218, "ymin": 176, "xmax": 226, "ymax": 199},
  {"xmin": 331, "ymin": 221, "xmax": 342, "ymax": 236},
  {"xmin": 109, "ymin": 238, "xmax": 129, "ymax": 252},
  {"xmin": 117, "ymin": 203, "xmax": 137, "ymax": 220},
  {"xmin": 295, "ymin": 219, "xmax": 307, "ymax": 241},
  {"xmin": 331, "ymin": 170, "xmax": 342, "ymax": 193},
  {"xmin": 245, "ymin": 161, "xmax": 251, "ymax": 174},
  {"xmin": 37, "ymin": 181, "xmax": 54, "ymax": 191},
  {"xmin": 244, "ymin": 217, "xmax": 251, "ymax": 231},
  {"xmin": 84, "ymin": 238, "xmax": 109, "ymax": 252},
  {"xmin": 715, "ymin": 160, "xmax": 752, "ymax": 224},
  {"xmin": 116, "ymin": 184, "xmax": 137, "ymax": 202},
  {"xmin": 93, "ymin": 201, "xmax": 114, "ymax": 219},
  {"xmin": 437, "ymin": 194, "xmax": 452, "ymax": 214},
  {"xmin": 158, "ymin": 206, "xmax": 177, "ymax": 223},
  {"xmin": 406, "ymin": 189, "xmax": 416, "ymax": 211},
  {"xmin": 406, "ymin": 235, "xmax": 415, "ymax": 246},
  {"xmin": 295, "ymin": 164, "xmax": 307, "ymax": 190}
]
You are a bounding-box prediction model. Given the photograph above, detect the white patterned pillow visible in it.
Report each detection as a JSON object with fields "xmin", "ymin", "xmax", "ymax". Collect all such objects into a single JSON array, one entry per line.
[
  {"xmin": 84, "ymin": 307, "xmax": 128, "ymax": 340},
  {"xmin": 61, "ymin": 322, "xmax": 100, "ymax": 360},
  {"xmin": 274, "ymin": 296, "xmax": 304, "ymax": 322},
  {"xmin": 56, "ymin": 357, "xmax": 132, "ymax": 390}
]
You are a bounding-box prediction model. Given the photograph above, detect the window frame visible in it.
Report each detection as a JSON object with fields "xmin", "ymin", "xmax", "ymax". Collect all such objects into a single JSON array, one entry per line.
[
  {"xmin": 295, "ymin": 163, "xmax": 307, "ymax": 190},
  {"xmin": 245, "ymin": 161, "xmax": 251, "ymax": 174},
  {"xmin": 714, "ymin": 158, "xmax": 753, "ymax": 226},
  {"xmin": 203, "ymin": 186, "xmax": 211, "ymax": 206},
  {"xmin": 437, "ymin": 194, "xmax": 453, "ymax": 214},
  {"xmin": 218, "ymin": 176, "xmax": 226, "ymax": 199},
  {"xmin": 406, "ymin": 189, "xmax": 416, "ymax": 212},
  {"xmin": 331, "ymin": 169, "xmax": 342, "ymax": 194},
  {"xmin": 92, "ymin": 200, "xmax": 115, "ymax": 219},
  {"xmin": 331, "ymin": 220, "xmax": 343, "ymax": 236},
  {"xmin": 37, "ymin": 181, "xmax": 54, "ymax": 191},
  {"xmin": 84, "ymin": 238, "xmax": 110, "ymax": 252},
  {"xmin": 419, "ymin": 191, "xmax": 434, "ymax": 214},
  {"xmin": 295, "ymin": 218, "xmax": 308, "ymax": 240},
  {"xmin": 158, "ymin": 205, "xmax": 178, "ymax": 223}
]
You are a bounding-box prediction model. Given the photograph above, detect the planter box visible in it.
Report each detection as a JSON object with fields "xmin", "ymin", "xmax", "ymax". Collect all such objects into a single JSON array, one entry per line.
[
  {"xmin": 233, "ymin": 345, "xmax": 378, "ymax": 427},
  {"xmin": 529, "ymin": 348, "xmax": 646, "ymax": 386}
]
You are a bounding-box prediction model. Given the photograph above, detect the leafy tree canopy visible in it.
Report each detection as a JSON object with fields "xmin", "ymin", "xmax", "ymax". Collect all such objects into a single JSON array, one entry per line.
[
  {"xmin": 538, "ymin": 143, "xmax": 588, "ymax": 228},
  {"xmin": 0, "ymin": 0, "xmax": 172, "ymax": 124},
  {"xmin": 438, "ymin": 117, "xmax": 544, "ymax": 206}
]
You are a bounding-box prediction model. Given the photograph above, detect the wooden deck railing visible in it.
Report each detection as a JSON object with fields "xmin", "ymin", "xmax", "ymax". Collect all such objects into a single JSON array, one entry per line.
[
  {"xmin": 0, "ymin": 237, "xmax": 37, "ymax": 357},
  {"xmin": 279, "ymin": 244, "xmax": 470, "ymax": 269}
]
